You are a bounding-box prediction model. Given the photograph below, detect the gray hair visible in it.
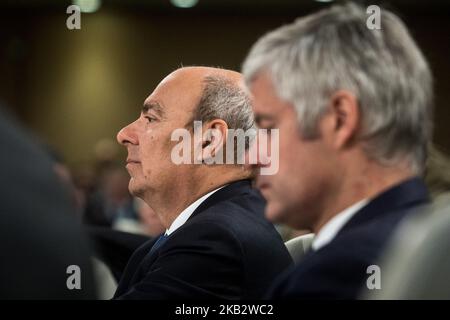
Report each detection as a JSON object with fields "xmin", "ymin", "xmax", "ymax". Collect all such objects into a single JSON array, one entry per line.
[
  {"xmin": 194, "ymin": 75, "xmax": 256, "ymax": 156},
  {"xmin": 242, "ymin": 2, "xmax": 433, "ymax": 174}
]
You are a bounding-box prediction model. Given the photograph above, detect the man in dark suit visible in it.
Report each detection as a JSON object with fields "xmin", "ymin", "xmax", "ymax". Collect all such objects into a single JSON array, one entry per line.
[
  {"xmin": 267, "ymin": 178, "xmax": 429, "ymax": 299},
  {"xmin": 113, "ymin": 67, "xmax": 292, "ymax": 299},
  {"xmin": 242, "ymin": 2, "xmax": 434, "ymax": 299}
]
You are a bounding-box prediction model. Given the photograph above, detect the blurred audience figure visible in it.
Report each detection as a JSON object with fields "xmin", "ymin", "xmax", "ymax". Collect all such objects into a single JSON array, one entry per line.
[
  {"xmin": 83, "ymin": 164, "xmax": 139, "ymax": 228},
  {"xmin": 362, "ymin": 200, "xmax": 450, "ymax": 300},
  {"xmin": 243, "ymin": 2, "xmax": 433, "ymax": 299},
  {"xmin": 425, "ymin": 145, "xmax": 450, "ymax": 200},
  {"xmin": 44, "ymin": 146, "xmax": 86, "ymax": 218},
  {"xmin": 71, "ymin": 162, "xmax": 96, "ymax": 214},
  {"xmin": 0, "ymin": 105, "xmax": 96, "ymax": 299}
]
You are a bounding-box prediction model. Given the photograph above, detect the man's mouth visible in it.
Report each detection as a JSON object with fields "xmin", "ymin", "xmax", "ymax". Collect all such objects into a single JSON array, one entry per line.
[{"xmin": 126, "ymin": 158, "xmax": 140, "ymax": 164}]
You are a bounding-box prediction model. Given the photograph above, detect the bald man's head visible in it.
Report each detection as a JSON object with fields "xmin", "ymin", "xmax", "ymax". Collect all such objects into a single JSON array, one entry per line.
[
  {"xmin": 171, "ymin": 66, "xmax": 243, "ymax": 88},
  {"xmin": 146, "ymin": 67, "xmax": 246, "ymax": 124},
  {"xmin": 116, "ymin": 67, "xmax": 255, "ymax": 210}
]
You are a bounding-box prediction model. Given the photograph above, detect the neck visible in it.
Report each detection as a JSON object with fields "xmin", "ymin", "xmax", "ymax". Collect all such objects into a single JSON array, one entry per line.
[
  {"xmin": 312, "ymin": 161, "xmax": 417, "ymax": 234},
  {"xmin": 144, "ymin": 167, "xmax": 249, "ymax": 229}
]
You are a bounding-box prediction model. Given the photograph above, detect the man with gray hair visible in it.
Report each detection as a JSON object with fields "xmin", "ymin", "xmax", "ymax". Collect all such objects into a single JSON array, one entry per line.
[
  {"xmin": 242, "ymin": 2, "xmax": 433, "ymax": 299},
  {"xmin": 114, "ymin": 66, "xmax": 292, "ymax": 299}
]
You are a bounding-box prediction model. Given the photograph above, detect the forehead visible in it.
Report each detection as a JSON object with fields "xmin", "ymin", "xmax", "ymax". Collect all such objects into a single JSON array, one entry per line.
[{"xmin": 144, "ymin": 72, "xmax": 203, "ymax": 118}]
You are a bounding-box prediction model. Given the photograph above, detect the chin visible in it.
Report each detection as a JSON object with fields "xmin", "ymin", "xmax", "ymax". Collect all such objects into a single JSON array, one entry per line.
[
  {"xmin": 266, "ymin": 201, "xmax": 306, "ymax": 229},
  {"xmin": 128, "ymin": 179, "xmax": 144, "ymax": 197},
  {"xmin": 264, "ymin": 202, "xmax": 286, "ymax": 224}
]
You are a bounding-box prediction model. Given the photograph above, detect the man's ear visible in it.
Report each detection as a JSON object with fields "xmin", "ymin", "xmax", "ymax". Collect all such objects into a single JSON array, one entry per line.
[
  {"xmin": 196, "ymin": 119, "xmax": 228, "ymax": 164},
  {"xmin": 325, "ymin": 90, "xmax": 360, "ymax": 150}
]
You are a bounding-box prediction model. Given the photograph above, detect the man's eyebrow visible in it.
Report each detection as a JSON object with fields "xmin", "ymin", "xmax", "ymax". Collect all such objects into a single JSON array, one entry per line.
[{"xmin": 142, "ymin": 101, "xmax": 165, "ymax": 118}]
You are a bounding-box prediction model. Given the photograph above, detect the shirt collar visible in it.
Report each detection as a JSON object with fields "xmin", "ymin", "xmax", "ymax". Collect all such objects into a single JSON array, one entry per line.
[
  {"xmin": 312, "ymin": 199, "xmax": 369, "ymax": 251},
  {"xmin": 165, "ymin": 185, "xmax": 226, "ymax": 236}
]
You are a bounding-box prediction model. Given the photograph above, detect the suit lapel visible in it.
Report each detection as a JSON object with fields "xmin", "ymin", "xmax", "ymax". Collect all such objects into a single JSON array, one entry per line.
[
  {"xmin": 337, "ymin": 177, "xmax": 429, "ymax": 237},
  {"xmin": 189, "ymin": 179, "xmax": 252, "ymax": 220},
  {"xmin": 114, "ymin": 236, "xmax": 159, "ymax": 296}
]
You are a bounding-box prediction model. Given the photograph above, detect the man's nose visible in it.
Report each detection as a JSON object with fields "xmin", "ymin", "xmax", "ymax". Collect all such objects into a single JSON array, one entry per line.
[
  {"xmin": 245, "ymin": 128, "xmax": 275, "ymax": 170},
  {"xmin": 244, "ymin": 135, "xmax": 265, "ymax": 171},
  {"xmin": 117, "ymin": 122, "xmax": 138, "ymax": 146}
]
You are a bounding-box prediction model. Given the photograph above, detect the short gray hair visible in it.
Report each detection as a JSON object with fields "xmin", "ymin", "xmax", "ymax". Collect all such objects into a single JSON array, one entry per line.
[
  {"xmin": 242, "ymin": 2, "xmax": 433, "ymax": 173},
  {"xmin": 194, "ymin": 75, "xmax": 256, "ymax": 153}
]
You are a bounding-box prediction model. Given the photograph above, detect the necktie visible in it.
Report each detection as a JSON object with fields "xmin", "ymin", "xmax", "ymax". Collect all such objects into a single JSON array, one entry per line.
[{"xmin": 148, "ymin": 233, "xmax": 168, "ymax": 256}]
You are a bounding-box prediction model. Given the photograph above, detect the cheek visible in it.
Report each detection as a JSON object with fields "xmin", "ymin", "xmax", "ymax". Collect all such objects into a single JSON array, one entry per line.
[
  {"xmin": 276, "ymin": 134, "xmax": 302, "ymax": 178},
  {"xmin": 139, "ymin": 135, "xmax": 178, "ymax": 177},
  {"xmin": 141, "ymin": 129, "xmax": 177, "ymax": 158},
  {"xmin": 139, "ymin": 131, "xmax": 163, "ymax": 158},
  {"xmin": 272, "ymin": 141, "xmax": 323, "ymax": 205}
]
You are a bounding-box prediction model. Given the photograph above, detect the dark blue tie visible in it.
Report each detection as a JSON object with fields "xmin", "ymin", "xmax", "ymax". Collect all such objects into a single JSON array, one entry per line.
[{"xmin": 148, "ymin": 233, "xmax": 168, "ymax": 256}]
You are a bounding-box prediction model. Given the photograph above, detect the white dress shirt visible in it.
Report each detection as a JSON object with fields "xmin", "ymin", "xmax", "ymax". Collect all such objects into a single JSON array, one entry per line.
[
  {"xmin": 165, "ymin": 185, "xmax": 226, "ymax": 236},
  {"xmin": 311, "ymin": 199, "xmax": 369, "ymax": 251}
]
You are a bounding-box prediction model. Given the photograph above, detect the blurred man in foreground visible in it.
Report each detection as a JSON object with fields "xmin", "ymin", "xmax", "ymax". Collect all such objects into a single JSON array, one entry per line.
[
  {"xmin": 243, "ymin": 2, "xmax": 433, "ymax": 299},
  {"xmin": 114, "ymin": 67, "xmax": 292, "ymax": 299},
  {"xmin": 0, "ymin": 106, "xmax": 96, "ymax": 299}
]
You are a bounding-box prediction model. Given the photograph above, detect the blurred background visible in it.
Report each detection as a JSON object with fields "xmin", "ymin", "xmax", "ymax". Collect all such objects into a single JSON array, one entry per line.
[{"xmin": 0, "ymin": 0, "xmax": 449, "ymax": 237}]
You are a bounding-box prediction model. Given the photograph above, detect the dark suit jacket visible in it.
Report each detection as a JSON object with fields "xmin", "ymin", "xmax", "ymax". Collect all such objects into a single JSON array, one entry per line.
[
  {"xmin": 114, "ymin": 180, "xmax": 293, "ymax": 299},
  {"xmin": 88, "ymin": 227, "xmax": 152, "ymax": 282},
  {"xmin": 267, "ymin": 177, "xmax": 429, "ymax": 300}
]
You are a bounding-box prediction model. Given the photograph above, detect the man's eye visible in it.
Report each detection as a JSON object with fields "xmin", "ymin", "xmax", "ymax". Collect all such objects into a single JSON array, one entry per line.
[{"xmin": 145, "ymin": 116, "xmax": 156, "ymax": 123}]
